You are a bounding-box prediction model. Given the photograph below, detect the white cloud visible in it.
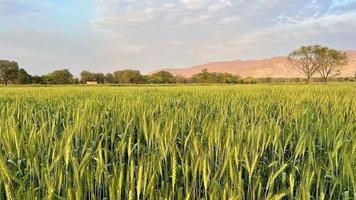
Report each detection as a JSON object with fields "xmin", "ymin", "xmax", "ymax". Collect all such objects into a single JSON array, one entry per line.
[
  {"xmin": 81, "ymin": 0, "xmax": 356, "ymax": 69},
  {"xmin": 219, "ymin": 16, "xmax": 239, "ymax": 24},
  {"xmin": 181, "ymin": 14, "xmax": 211, "ymax": 24},
  {"xmin": 168, "ymin": 40, "xmax": 183, "ymax": 46},
  {"xmin": 118, "ymin": 43, "xmax": 145, "ymax": 53},
  {"xmin": 192, "ymin": 11, "xmax": 356, "ymax": 59},
  {"xmin": 181, "ymin": 0, "xmax": 207, "ymax": 9},
  {"xmin": 2, "ymin": 0, "xmax": 356, "ymax": 74},
  {"xmin": 208, "ymin": 0, "xmax": 233, "ymax": 12}
]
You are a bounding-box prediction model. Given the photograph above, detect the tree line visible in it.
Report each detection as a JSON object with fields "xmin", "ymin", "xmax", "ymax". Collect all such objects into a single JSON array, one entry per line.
[
  {"xmin": 77, "ymin": 69, "xmax": 254, "ymax": 84},
  {"xmin": 1, "ymin": 45, "xmax": 353, "ymax": 85},
  {"xmin": 0, "ymin": 62, "xmax": 245, "ymax": 85}
]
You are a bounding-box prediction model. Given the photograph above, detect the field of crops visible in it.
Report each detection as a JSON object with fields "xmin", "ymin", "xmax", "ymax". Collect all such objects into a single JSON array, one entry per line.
[{"xmin": 0, "ymin": 84, "xmax": 355, "ymax": 199}]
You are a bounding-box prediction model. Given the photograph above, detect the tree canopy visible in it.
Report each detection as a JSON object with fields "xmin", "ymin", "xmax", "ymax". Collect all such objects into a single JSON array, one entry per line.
[
  {"xmin": 45, "ymin": 69, "xmax": 75, "ymax": 84},
  {"xmin": 315, "ymin": 47, "xmax": 348, "ymax": 83},
  {"xmin": 191, "ymin": 69, "xmax": 241, "ymax": 83},
  {"xmin": 80, "ymin": 71, "xmax": 106, "ymax": 84},
  {"xmin": 149, "ymin": 71, "xmax": 175, "ymax": 84},
  {"xmin": 113, "ymin": 70, "xmax": 144, "ymax": 84},
  {"xmin": 104, "ymin": 73, "xmax": 115, "ymax": 83},
  {"xmin": 289, "ymin": 45, "xmax": 348, "ymax": 83},
  {"xmin": 0, "ymin": 60, "xmax": 32, "ymax": 84},
  {"xmin": 288, "ymin": 45, "xmax": 320, "ymax": 83}
]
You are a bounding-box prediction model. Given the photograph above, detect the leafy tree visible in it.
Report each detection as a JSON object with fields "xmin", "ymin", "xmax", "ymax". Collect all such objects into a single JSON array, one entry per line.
[
  {"xmin": 80, "ymin": 71, "xmax": 96, "ymax": 83},
  {"xmin": 80, "ymin": 71, "xmax": 106, "ymax": 84},
  {"xmin": 105, "ymin": 73, "xmax": 115, "ymax": 83},
  {"xmin": 316, "ymin": 48, "xmax": 348, "ymax": 83},
  {"xmin": 14, "ymin": 68, "xmax": 32, "ymax": 84},
  {"xmin": 0, "ymin": 60, "xmax": 20, "ymax": 84},
  {"xmin": 175, "ymin": 75, "xmax": 188, "ymax": 84},
  {"xmin": 191, "ymin": 69, "xmax": 240, "ymax": 83},
  {"xmin": 95, "ymin": 73, "xmax": 105, "ymax": 84},
  {"xmin": 288, "ymin": 45, "xmax": 321, "ymax": 84},
  {"xmin": 289, "ymin": 45, "xmax": 349, "ymax": 84},
  {"xmin": 0, "ymin": 60, "xmax": 33, "ymax": 84},
  {"xmin": 113, "ymin": 70, "xmax": 144, "ymax": 84},
  {"xmin": 149, "ymin": 71, "xmax": 175, "ymax": 83},
  {"xmin": 192, "ymin": 69, "xmax": 216, "ymax": 83},
  {"xmin": 46, "ymin": 69, "xmax": 74, "ymax": 84},
  {"xmin": 195, "ymin": 69, "xmax": 211, "ymax": 83},
  {"xmin": 31, "ymin": 75, "xmax": 45, "ymax": 84},
  {"xmin": 219, "ymin": 73, "xmax": 241, "ymax": 83}
]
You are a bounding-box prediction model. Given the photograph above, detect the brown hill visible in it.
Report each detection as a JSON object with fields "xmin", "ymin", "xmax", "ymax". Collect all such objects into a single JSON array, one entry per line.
[{"xmin": 158, "ymin": 50, "xmax": 356, "ymax": 78}]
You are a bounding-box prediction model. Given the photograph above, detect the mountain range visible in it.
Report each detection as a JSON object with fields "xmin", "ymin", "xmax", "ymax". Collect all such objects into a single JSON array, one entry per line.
[{"xmin": 157, "ymin": 50, "xmax": 356, "ymax": 78}]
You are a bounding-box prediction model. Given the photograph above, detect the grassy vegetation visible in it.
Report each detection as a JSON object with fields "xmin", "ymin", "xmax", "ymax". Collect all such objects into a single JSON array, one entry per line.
[{"xmin": 0, "ymin": 84, "xmax": 355, "ymax": 199}]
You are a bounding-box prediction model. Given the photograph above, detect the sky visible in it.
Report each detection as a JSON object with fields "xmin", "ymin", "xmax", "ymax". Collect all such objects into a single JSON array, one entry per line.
[{"xmin": 0, "ymin": 0, "xmax": 356, "ymax": 76}]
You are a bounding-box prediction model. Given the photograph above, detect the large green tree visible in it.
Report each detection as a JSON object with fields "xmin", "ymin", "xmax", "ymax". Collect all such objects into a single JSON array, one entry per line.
[
  {"xmin": 193, "ymin": 69, "xmax": 211, "ymax": 83},
  {"xmin": 46, "ymin": 69, "xmax": 74, "ymax": 84},
  {"xmin": 113, "ymin": 70, "xmax": 144, "ymax": 84},
  {"xmin": 192, "ymin": 69, "xmax": 240, "ymax": 83},
  {"xmin": 104, "ymin": 73, "xmax": 115, "ymax": 83},
  {"xmin": 95, "ymin": 73, "xmax": 105, "ymax": 84},
  {"xmin": 80, "ymin": 71, "xmax": 96, "ymax": 83},
  {"xmin": 288, "ymin": 45, "xmax": 321, "ymax": 84},
  {"xmin": 218, "ymin": 73, "xmax": 241, "ymax": 83},
  {"xmin": 80, "ymin": 71, "xmax": 105, "ymax": 83},
  {"xmin": 316, "ymin": 48, "xmax": 348, "ymax": 83},
  {"xmin": 0, "ymin": 60, "xmax": 33, "ymax": 84},
  {"xmin": 14, "ymin": 68, "xmax": 32, "ymax": 84},
  {"xmin": 149, "ymin": 71, "xmax": 175, "ymax": 83},
  {"xmin": 0, "ymin": 60, "xmax": 20, "ymax": 84},
  {"xmin": 289, "ymin": 45, "xmax": 348, "ymax": 84},
  {"xmin": 31, "ymin": 75, "xmax": 45, "ymax": 84}
]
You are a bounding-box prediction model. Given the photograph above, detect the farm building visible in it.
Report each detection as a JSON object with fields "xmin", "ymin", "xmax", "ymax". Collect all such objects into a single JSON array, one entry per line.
[{"xmin": 86, "ymin": 81, "xmax": 98, "ymax": 85}]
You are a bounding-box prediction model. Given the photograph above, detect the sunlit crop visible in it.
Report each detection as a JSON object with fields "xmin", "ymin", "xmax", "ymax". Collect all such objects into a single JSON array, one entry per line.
[{"xmin": 0, "ymin": 84, "xmax": 355, "ymax": 199}]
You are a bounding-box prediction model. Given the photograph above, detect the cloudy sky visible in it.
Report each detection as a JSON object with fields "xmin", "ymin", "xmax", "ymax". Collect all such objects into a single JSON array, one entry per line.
[{"xmin": 1, "ymin": 0, "xmax": 356, "ymax": 75}]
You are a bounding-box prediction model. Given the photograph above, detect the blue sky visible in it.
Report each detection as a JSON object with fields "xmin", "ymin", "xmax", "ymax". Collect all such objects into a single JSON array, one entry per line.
[{"xmin": 1, "ymin": 0, "xmax": 356, "ymax": 75}]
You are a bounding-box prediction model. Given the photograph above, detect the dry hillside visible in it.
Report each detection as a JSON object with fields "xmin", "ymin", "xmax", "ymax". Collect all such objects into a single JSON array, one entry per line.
[{"xmin": 159, "ymin": 50, "xmax": 356, "ymax": 78}]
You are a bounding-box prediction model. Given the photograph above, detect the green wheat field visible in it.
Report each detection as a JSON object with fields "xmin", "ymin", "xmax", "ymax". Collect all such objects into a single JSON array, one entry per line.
[{"xmin": 0, "ymin": 84, "xmax": 355, "ymax": 200}]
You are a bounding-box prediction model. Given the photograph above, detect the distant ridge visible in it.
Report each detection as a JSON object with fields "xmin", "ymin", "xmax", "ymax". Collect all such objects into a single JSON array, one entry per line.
[{"xmin": 156, "ymin": 50, "xmax": 356, "ymax": 78}]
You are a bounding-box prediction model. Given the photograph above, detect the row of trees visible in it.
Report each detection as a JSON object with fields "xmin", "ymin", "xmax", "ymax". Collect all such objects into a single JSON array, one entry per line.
[
  {"xmin": 1, "ymin": 61, "xmax": 355, "ymax": 85},
  {"xmin": 79, "ymin": 69, "xmax": 242, "ymax": 84},
  {"xmin": 0, "ymin": 61, "xmax": 244, "ymax": 85},
  {"xmin": 0, "ymin": 60, "xmax": 76, "ymax": 84},
  {"xmin": 58, "ymin": 69, "xmax": 356, "ymax": 84},
  {"xmin": 1, "ymin": 63, "xmax": 355, "ymax": 85},
  {"xmin": 288, "ymin": 45, "xmax": 348, "ymax": 83},
  {"xmin": 0, "ymin": 45, "xmax": 352, "ymax": 85}
]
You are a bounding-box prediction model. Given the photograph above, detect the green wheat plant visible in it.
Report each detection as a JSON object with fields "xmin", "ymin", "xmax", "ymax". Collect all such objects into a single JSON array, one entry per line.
[{"xmin": 0, "ymin": 84, "xmax": 355, "ymax": 199}]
